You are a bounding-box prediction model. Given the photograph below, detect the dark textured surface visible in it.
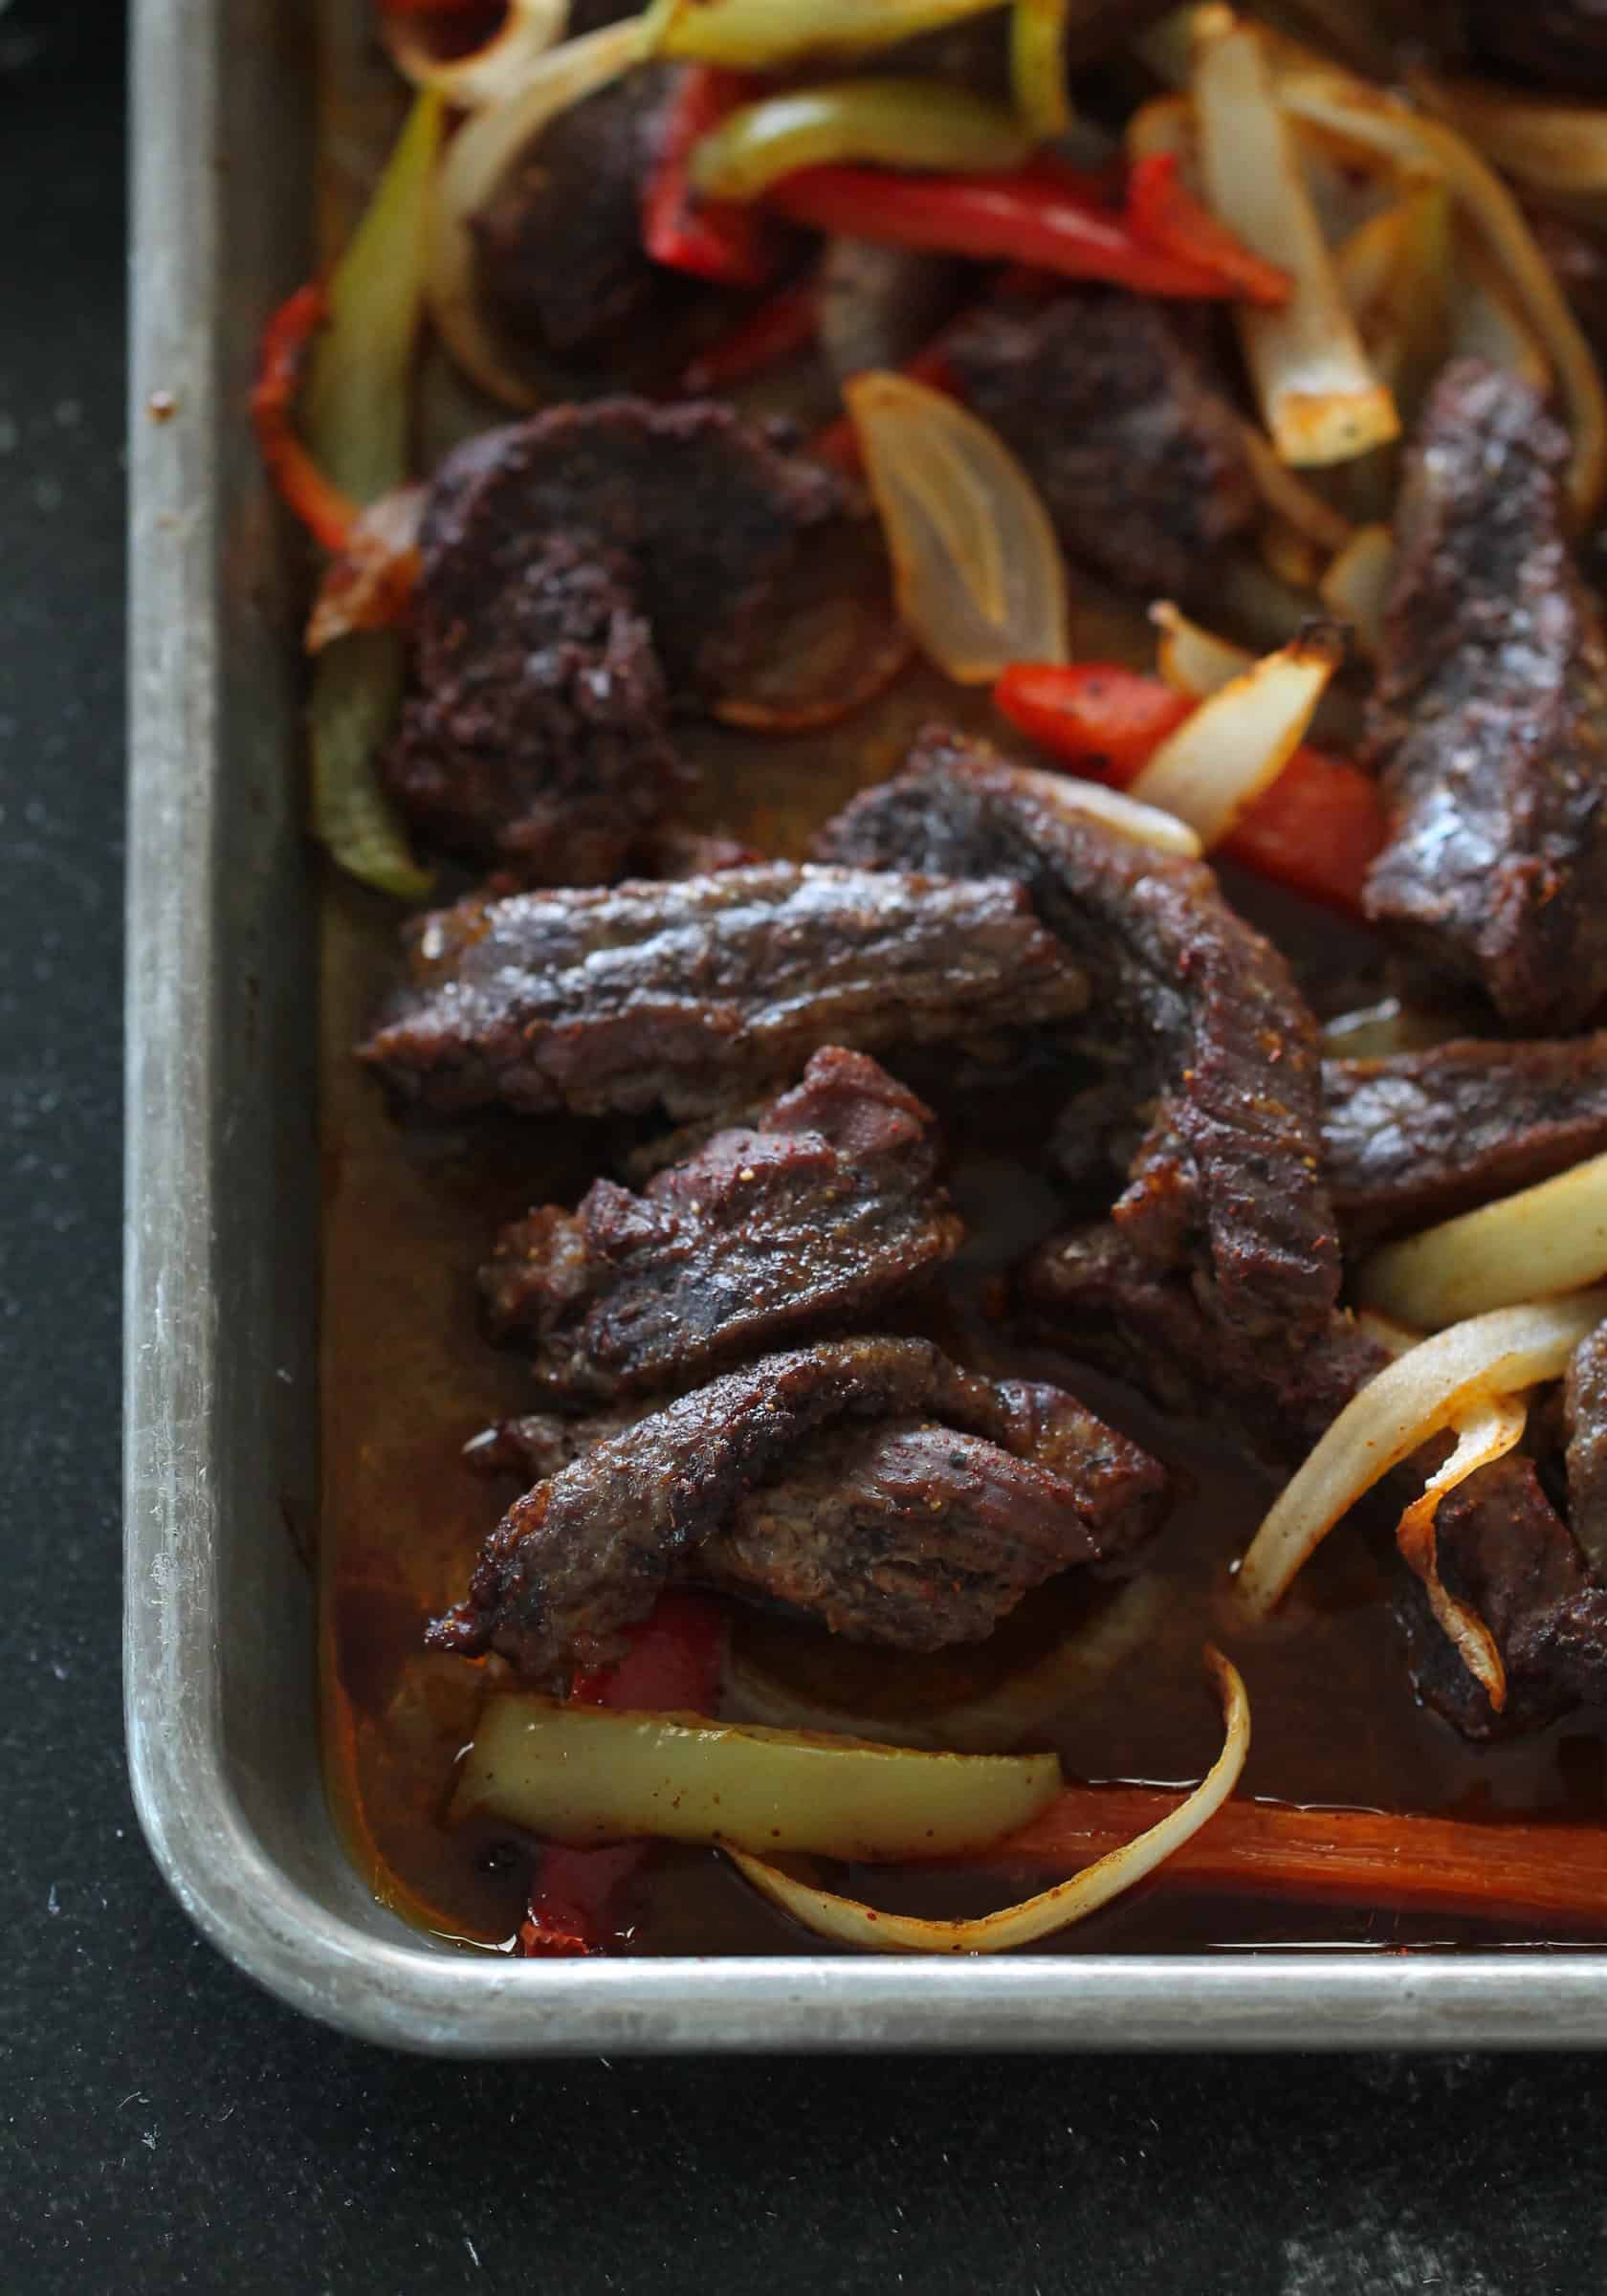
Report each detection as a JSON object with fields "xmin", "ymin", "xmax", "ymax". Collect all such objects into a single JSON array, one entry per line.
[{"xmin": 12, "ymin": 10, "xmax": 1607, "ymax": 2288}]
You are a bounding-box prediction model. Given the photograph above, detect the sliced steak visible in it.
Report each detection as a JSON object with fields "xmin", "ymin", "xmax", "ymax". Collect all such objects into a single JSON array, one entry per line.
[
  {"xmin": 1324, "ymin": 1032, "xmax": 1607, "ymax": 1247},
  {"xmin": 481, "ymin": 1048, "xmax": 963, "ymax": 1401},
  {"xmin": 815, "ymin": 728, "xmax": 1339, "ymax": 1339},
  {"xmin": 1363, "ymin": 361, "xmax": 1607, "ymax": 1029},
  {"xmin": 1567, "ymin": 1321, "xmax": 1607, "ymax": 1576},
  {"xmin": 359, "ymin": 862, "xmax": 1090, "ymax": 1118},
  {"xmin": 945, "ymin": 290, "xmax": 1255, "ymax": 602},
  {"xmin": 429, "ymin": 1336, "xmax": 1167, "ymax": 1678}
]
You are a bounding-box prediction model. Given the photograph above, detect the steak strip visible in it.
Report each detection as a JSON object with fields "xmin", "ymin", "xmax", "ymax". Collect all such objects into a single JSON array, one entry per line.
[
  {"xmin": 482, "ymin": 1048, "xmax": 963, "ymax": 1401},
  {"xmin": 430, "ymin": 1336, "xmax": 1166, "ymax": 1679},
  {"xmin": 360, "ymin": 862, "xmax": 1090, "ymax": 1118}
]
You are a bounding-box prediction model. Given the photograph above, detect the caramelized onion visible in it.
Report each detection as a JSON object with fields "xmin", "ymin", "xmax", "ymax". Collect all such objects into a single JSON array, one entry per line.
[
  {"xmin": 1151, "ymin": 599, "xmax": 1255, "ymax": 696},
  {"xmin": 727, "ymin": 1647, "xmax": 1249, "ymax": 1953},
  {"xmin": 1193, "ymin": 17, "xmax": 1398, "ymax": 465},
  {"xmin": 1235, "ymin": 1292, "xmax": 1607, "ymax": 1616},
  {"xmin": 1316, "ymin": 519, "xmax": 1393, "ymax": 657},
  {"xmin": 847, "ymin": 369, "xmax": 1069, "ymax": 682},
  {"xmin": 424, "ymin": 16, "xmax": 653, "ymax": 408},
  {"xmin": 1424, "ymin": 78, "xmax": 1607, "ymax": 198},
  {"xmin": 1130, "ymin": 619, "xmax": 1344, "ymax": 847},
  {"xmin": 383, "ymin": 0, "xmax": 570, "ymax": 109},
  {"xmin": 1359, "ymin": 1153, "xmax": 1607, "ymax": 1330},
  {"xmin": 305, "ymin": 483, "xmax": 425, "ymax": 652},
  {"xmin": 1237, "ymin": 418, "xmax": 1354, "ymax": 549},
  {"xmin": 452, "ymin": 1696, "xmax": 1061, "ymax": 1859},
  {"xmin": 1395, "ymin": 1395, "xmax": 1527, "ymax": 1712}
]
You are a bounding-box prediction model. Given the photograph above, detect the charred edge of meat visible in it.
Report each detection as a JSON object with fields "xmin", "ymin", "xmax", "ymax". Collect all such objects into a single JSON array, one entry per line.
[
  {"xmin": 429, "ymin": 1335, "xmax": 1166, "ymax": 1680},
  {"xmin": 357, "ymin": 862, "xmax": 1090, "ymax": 1119},
  {"xmin": 814, "ymin": 727, "xmax": 1339, "ymax": 1341},
  {"xmin": 480, "ymin": 1047, "xmax": 964, "ymax": 1402}
]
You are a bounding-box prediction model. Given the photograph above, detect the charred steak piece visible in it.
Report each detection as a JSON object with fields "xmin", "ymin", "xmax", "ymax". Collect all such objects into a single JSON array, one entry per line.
[
  {"xmin": 815, "ymin": 728, "xmax": 1339, "ymax": 1339},
  {"xmin": 945, "ymin": 290, "xmax": 1255, "ymax": 602},
  {"xmin": 359, "ymin": 862, "xmax": 1090, "ymax": 1118},
  {"xmin": 1324, "ymin": 1032, "xmax": 1607, "ymax": 1247},
  {"xmin": 429, "ymin": 1336, "xmax": 1167, "ymax": 1679},
  {"xmin": 1363, "ymin": 361, "xmax": 1607, "ymax": 1029},
  {"xmin": 1567, "ymin": 1321, "xmax": 1607, "ymax": 1576},
  {"xmin": 473, "ymin": 65, "xmax": 688, "ymax": 364},
  {"xmin": 383, "ymin": 399, "xmax": 842, "ymax": 876},
  {"xmin": 483, "ymin": 1048, "xmax": 964, "ymax": 1401}
]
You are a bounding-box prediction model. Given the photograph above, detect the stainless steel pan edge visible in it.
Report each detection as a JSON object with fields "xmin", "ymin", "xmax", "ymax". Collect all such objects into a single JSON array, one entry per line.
[{"xmin": 125, "ymin": 0, "xmax": 1607, "ymax": 2054}]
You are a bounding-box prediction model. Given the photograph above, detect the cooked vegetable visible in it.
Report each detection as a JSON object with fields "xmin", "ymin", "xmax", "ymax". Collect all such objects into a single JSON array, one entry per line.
[
  {"xmin": 996, "ymin": 658, "xmax": 1193, "ymax": 769},
  {"xmin": 382, "ymin": 0, "xmax": 568, "ymax": 109},
  {"xmin": 1426, "ymin": 79, "xmax": 1607, "ymax": 198},
  {"xmin": 1129, "ymin": 621, "xmax": 1345, "ymax": 847},
  {"xmin": 1235, "ymin": 1292, "xmax": 1607, "ymax": 1616},
  {"xmin": 1358, "ymin": 1155, "xmax": 1607, "ymax": 1331},
  {"xmin": 812, "ymin": 333, "xmax": 960, "ymax": 473},
  {"xmin": 642, "ymin": 62, "xmax": 777, "ymax": 284},
  {"xmin": 1278, "ymin": 72, "xmax": 1607, "ymax": 520},
  {"xmin": 766, "ymin": 164, "xmax": 1247, "ymax": 297},
  {"xmin": 251, "ymin": 285, "xmax": 361, "ymax": 553},
  {"xmin": 727, "ymin": 1646, "xmax": 1248, "ymax": 1952},
  {"xmin": 304, "ymin": 484, "xmax": 424, "ymax": 652},
  {"xmin": 1236, "ymin": 414, "xmax": 1355, "ymax": 547},
  {"xmin": 1193, "ymin": 17, "xmax": 1398, "ymax": 463},
  {"xmin": 847, "ymin": 368, "xmax": 1069, "ymax": 681},
  {"xmin": 308, "ymin": 634, "xmax": 432, "ymax": 899},
  {"xmin": 689, "ymin": 79, "xmax": 1033, "ymax": 204},
  {"xmin": 1316, "ymin": 519, "xmax": 1393, "ymax": 656},
  {"xmin": 651, "ymin": 0, "xmax": 1007, "ymax": 69},
  {"xmin": 1010, "ymin": 0, "xmax": 1074, "ymax": 141},
  {"xmin": 1394, "ymin": 1396, "xmax": 1527, "ymax": 1712},
  {"xmin": 1013, "ymin": 766, "xmax": 1204, "ymax": 855},
  {"xmin": 425, "ymin": 16, "xmax": 657, "ymax": 407},
  {"xmin": 1451, "ymin": 232, "xmax": 1553, "ymax": 393},
  {"xmin": 1151, "ymin": 599, "xmax": 1255, "ymax": 696},
  {"xmin": 1127, "ymin": 151, "xmax": 1292, "ymax": 306},
  {"xmin": 452, "ymin": 1697, "xmax": 1063, "ymax": 1857}
]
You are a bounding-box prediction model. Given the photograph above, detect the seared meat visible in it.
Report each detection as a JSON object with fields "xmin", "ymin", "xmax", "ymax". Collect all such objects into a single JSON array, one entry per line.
[
  {"xmin": 1400, "ymin": 1453, "xmax": 1607, "ymax": 1739},
  {"xmin": 359, "ymin": 862, "xmax": 1090, "ymax": 1118},
  {"xmin": 473, "ymin": 66, "xmax": 687, "ymax": 364},
  {"xmin": 816, "ymin": 729, "xmax": 1339, "ymax": 1340},
  {"xmin": 429, "ymin": 1336, "xmax": 1167, "ymax": 1678},
  {"xmin": 385, "ymin": 536, "xmax": 687, "ymax": 883},
  {"xmin": 1567, "ymin": 1322, "xmax": 1607, "ymax": 1575},
  {"xmin": 1324, "ymin": 1032, "xmax": 1607, "ymax": 1247},
  {"xmin": 481, "ymin": 1048, "xmax": 963, "ymax": 1400},
  {"xmin": 1363, "ymin": 362, "xmax": 1607, "ymax": 1029},
  {"xmin": 945, "ymin": 290, "xmax": 1255, "ymax": 602},
  {"xmin": 1464, "ymin": 0, "xmax": 1607, "ymax": 94}
]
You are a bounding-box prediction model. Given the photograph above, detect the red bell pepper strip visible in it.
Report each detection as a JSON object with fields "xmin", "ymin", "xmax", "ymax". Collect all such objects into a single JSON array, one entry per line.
[
  {"xmin": 765, "ymin": 165, "xmax": 1243, "ymax": 299},
  {"xmin": 250, "ymin": 282, "xmax": 359, "ymax": 555},
  {"xmin": 1125, "ymin": 152, "xmax": 1291, "ymax": 309},
  {"xmin": 514, "ymin": 1594, "xmax": 728, "ymax": 1959},
  {"xmin": 993, "ymin": 661, "xmax": 1388, "ymax": 916},
  {"xmin": 643, "ymin": 67, "xmax": 776, "ymax": 290},
  {"xmin": 679, "ymin": 280, "xmax": 819, "ymax": 394}
]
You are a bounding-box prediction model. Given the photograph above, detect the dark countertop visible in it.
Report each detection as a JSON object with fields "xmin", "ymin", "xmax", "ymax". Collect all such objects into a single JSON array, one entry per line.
[{"xmin": 9, "ymin": 10, "xmax": 1607, "ymax": 2289}]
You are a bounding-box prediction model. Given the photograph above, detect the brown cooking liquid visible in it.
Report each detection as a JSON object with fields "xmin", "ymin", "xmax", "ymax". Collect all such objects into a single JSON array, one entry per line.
[{"xmin": 319, "ymin": 667, "xmax": 1607, "ymax": 1959}]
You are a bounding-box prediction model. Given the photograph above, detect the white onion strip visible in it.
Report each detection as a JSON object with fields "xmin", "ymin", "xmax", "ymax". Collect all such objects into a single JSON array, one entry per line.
[
  {"xmin": 424, "ymin": 17, "xmax": 653, "ymax": 408},
  {"xmin": 1013, "ymin": 763, "xmax": 1203, "ymax": 858},
  {"xmin": 727, "ymin": 1647, "xmax": 1249, "ymax": 1954},
  {"xmin": 1194, "ymin": 19, "xmax": 1398, "ymax": 466},
  {"xmin": 1130, "ymin": 621, "xmax": 1343, "ymax": 848},
  {"xmin": 1424, "ymin": 77, "xmax": 1607, "ymax": 197},
  {"xmin": 1238, "ymin": 418, "xmax": 1355, "ymax": 549},
  {"xmin": 1359, "ymin": 1152, "xmax": 1607, "ymax": 1330},
  {"xmin": 1395, "ymin": 1395, "xmax": 1528, "ymax": 1711},
  {"xmin": 1151, "ymin": 600, "xmax": 1254, "ymax": 697},
  {"xmin": 1317, "ymin": 520, "xmax": 1394, "ymax": 657},
  {"xmin": 384, "ymin": 0, "xmax": 569, "ymax": 110},
  {"xmin": 1235, "ymin": 1292, "xmax": 1607, "ymax": 1616}
]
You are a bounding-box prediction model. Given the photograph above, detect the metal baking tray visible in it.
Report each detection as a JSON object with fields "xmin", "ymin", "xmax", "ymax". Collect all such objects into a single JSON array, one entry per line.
[{"xmin": 124, "ymin": 0, "xmax": 1607, "ymax": 2052}]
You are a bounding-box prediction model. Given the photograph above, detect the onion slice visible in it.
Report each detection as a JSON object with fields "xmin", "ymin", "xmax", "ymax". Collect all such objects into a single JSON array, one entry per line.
[
  {"xmin": 305, "ymin": 483, "xmax": 425, "ymax": 652},
  {"xmin": 1237, "ymin": 418, "xmax": 1354, "ymax": 549},
  {"xmin": 1130, "ymin": 619, "xmax": 1344, "ymax": 847},
  {"xmin": 1423, "ymin": 78, "xmax": 1607, "ymax": 198},
  {"xmin": 728, "ymin": 1647, "xmax": 1249, "ymax": 1953},
  {"xmin": 1358, "ymin": 1153, "xmax": 1607, "ymax": 1331},
  {"xmin": 424, "ymin": 16, "xmax": 654, "ymax": 408},
  {"xmin": 1316, "ymin": 519, "xmax": 1393, "ymax": 657},
  {"xmin": 1278, "ymin": 71, "xmax": 1607, "ymax": 522},
  {"xmin": 1193, "ymin": 17, "xmax": 1398, "ymax": 465},
  {"xmin": 650, "ymin": 0, "xmax": 1007, "ymax": 69},
  {"xmin": 383, "ymin": 0, "xmax": 570, "ymax": 110},
  {"xmin": 847, "ymin": 369, "xmax": 1069, "ymax": 682},
  {"xmin": 1395, "ymin": 1395, "xmax": 1527, "ymax": 1711},
  {"xmin": 451, "ymin": 1695, "xmax": 1061, "ymax": 1859},
  {"xmin": 1235, "ymin": 1292, "xmax": 1607, "ymax": 1616},
  {"xmin": 1151, "ymin": 599, "xmax": 1255, "ymax": 697}
]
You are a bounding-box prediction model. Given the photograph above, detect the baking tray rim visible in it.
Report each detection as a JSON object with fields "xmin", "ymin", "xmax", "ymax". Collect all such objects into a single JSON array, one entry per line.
[{"xmin": 122, "ymin": 0, "xmax": 1607, "ymax": 2054}]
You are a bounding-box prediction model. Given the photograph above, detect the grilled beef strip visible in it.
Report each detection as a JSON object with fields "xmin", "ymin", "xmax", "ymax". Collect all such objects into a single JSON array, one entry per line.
[
  {"xmin": 1567, "ymin": 1322, "xmax": 1607, "ymax": 1577},
  {"xmin": 1323, "ymin": 1032, "xmax": 1607, "ymax": 1247},
  {"xmin": 945, "ymin": 290, "xmax": 1256, "ymax": 603},
  {"xmin": 482, "ymin": 1048, "xmax": 963, "ymax": 1401},
  {"xmin": 430, "ymin": 1336, "xmax": 1167, "ymax": 1679},
  {"xmin": 358, "ymin": 862, "xmax": 1090, "ymax": 1118},
  {"xmin": 383, "ymin": 399, "xmax": 842, "ymax": 879},
  {"xmin": 1363, "ymin": 361, "xmax": 1607, "ymax": 1029},
  {"xmin": 814, "ymin": 727, "xmax": 1339, "ymax": 1341}
]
